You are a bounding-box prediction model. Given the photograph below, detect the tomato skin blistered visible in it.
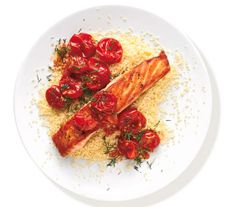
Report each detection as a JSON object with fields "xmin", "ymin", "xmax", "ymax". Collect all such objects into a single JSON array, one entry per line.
[
  {"xmin": 45, "ymin": 85, "xmax": 65, "ymax": 109},
  {"xmin": 140, "ymin": 130, "xmax": 160, "ymax": 152},
  {"xmin": 117, "ymin": 138, "xmax": 139, "ymax": 159},
  {"xmin": 90, "ymin": 91, "xmax": 117, "ymax": 114},
  {"xmin": 68, "ymin": 33, "xmax": 96, "ymax": 58},
  {"xmin": 118, "ymin": 108, "xmax": 146, "ymax": 134},
  {"xmin": 59, "ymin": 78, "xmax": 83, "ymax": 99},
  {"xmin": 96, "ymin": 38, "xmax": 123, "ymax": 64}
]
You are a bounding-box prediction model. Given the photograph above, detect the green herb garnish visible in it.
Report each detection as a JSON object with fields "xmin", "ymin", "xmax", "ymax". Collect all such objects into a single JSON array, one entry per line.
[
  {"xmin": 81, "ymin": 75, "xmax": 91, "ymax": 82},
  {"xmin": 61, "ymin": 84, "xmax": 70, "ymax": 91},
  {"xmin": 37, "ymin": 74, "xmax": 41, "ymax": 83},
  {"xmin": 134, "ymin": 166, "xmax": 139, "ymax": 171},
  {"xmin": 55, "ymin": 47, "xmax": 68, "ymax": 59},
  {"xmin": 103, "ymin": 137, "xmax": 116, "ymax": 154},
  {"xmin": 134, "ymin": 157, "xmax": 143, "ymax": 167},
  {"xmin": 107, "ymin": 158, "xmax": 116, "ymax": 167},
  {"xmin": 46, "ymin": 74, "xmax": 52, "ymax": 81},
  {"xmin": 72, "ymin": 66, "xmax": 81, "ymax": 71},
  {"xmin": 82, "ymin": 86, "xmax": 92, "ymax": 96},
  {"xmin": 124, "ymin": 132, "xmax": 133, "ymax": 140},
  {"xmin": 136, "ymin": 131, "xmax": 145, "ymax": 142},
  {"xmin": 146, "ymin": 158, "xmax": 156, "ymax": 170},
  {"xmin": 154, "ymin": 120, "xmax": 161, "ymax": 129}
]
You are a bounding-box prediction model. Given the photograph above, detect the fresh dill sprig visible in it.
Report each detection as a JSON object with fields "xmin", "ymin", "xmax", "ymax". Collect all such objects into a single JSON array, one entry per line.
[
  {"xmin": 46, "ymin": 74, "xmax": 52, "ymax": 81},
  {"xmin": 36, "ymin": 74, "xmax": 41, "ymax": 83},
  {"xmin": 154, "ymin": 120, "xmax": 161, "ymax": 129},
  {"xmin": 103, "ymin": 137, "xmax": 116, "ymax": 154},
  {"xmin": 146, "ymin": 158, "xmax": 156, "ymax": 170},
  {"xmin": 107, "ymin": 158, "xmax": 116, "ymax": 167},
  {"xmin": 124, "ymin": 132, "xmax": 133, "ymax": 140}
]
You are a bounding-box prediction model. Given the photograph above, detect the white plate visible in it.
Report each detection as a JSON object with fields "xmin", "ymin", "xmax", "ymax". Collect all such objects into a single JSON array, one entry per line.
[{"xmin": 14, "ymin": 5, "xmax": 212, "ymax": 201}]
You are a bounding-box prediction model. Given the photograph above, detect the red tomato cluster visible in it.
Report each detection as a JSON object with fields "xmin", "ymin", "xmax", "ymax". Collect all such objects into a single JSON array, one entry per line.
[
  {"xmin": 45, "ymin": 33, "xmax": 123, "ymax": 109},
  {"xmin": 114, "ymin": 108, "xmax": 160, "ymax": 160},
  {"xmin": 73, "ymin": 91, "xmax": 118, "ymax": 134}
]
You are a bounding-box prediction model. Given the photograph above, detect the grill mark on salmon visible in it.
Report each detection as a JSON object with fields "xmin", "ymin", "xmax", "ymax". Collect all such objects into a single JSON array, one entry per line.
[{"xmin": 52, "ymin": 51, "xmax": 170, "ymax": 156}]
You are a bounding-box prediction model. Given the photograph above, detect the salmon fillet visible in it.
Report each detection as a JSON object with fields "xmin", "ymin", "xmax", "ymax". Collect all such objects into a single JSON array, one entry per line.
[{"xmin": 52, "ymin": 51, "xmax": 170, "ymax": 156}]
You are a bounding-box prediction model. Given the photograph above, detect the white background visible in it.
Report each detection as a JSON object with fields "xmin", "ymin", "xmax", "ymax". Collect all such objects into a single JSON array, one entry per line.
[{"xmin": 0, "ymin": 0, "xmax": 235, "ymax": 206}]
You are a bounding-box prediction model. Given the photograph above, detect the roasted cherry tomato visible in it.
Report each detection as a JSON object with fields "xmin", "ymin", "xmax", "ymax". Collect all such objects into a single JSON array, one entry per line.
[
  {"xmin": 100, "ymin": 114, "xmax": 118, "ymax": 135},
  {"xmin": 90, "ymin": 91, "xmax": 117, "ymax": 114},
  {"xmin": 84, "ymin": 58, "xmax": 111, "ymax": 91},
  {"xmin": 118, "ymin": 138, "xmax": 139, "ymax": 159},
  {"xmin": 45, "ymin": 85, "xmax": 65, "ymax": 109},
  {"xmin": 69, "ymin": 33, "xmax": 96, "ymax": 58},
  {"xmin": 68, "ymin": 34, "xmax": 83, "ymax": 56},
  {"xmin": 140, "ymin": 130, "xmax": 160, "ymax": 152},
  {"xmin": 59, "ymin": 78, "xmax": 83, "ymax": 99},
  {"xmin": 74, "ymin": 110, "xmax": 99, "ymax": 132},
  {"xmin": 64, "ymin": 56, "xmax": 89, "ymax": 80},
  {"xmin": 118, "ymin": 108, "xmax": 146, "ymax": 134},
  {"xmin": 96, "ymin": 38, "xmax": 123, "ymax": 64}
]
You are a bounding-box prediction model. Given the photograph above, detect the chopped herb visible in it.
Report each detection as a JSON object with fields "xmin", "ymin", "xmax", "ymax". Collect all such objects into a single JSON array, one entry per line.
[
  {"xmin": 46, "ymin": 74, "xmax": 52, "ymax": 81},
  {"xmin": 72, "ymin": 66, "xmax": 81, "ymax": 71},
  {"xmin": 134, "ymin": 157, "xmax": 143, "ymax": 167},
  {"xmin": 107, "ymin": 158, "xmax": 116, "ymax": 167},
  {"xmin": 113, "ymin": 74, "xmax": 119, "ymax": 78},
  {"xmin": 36, "ymin": 74, "xmax": 41, "ymax": 83},
  {"xmin": 134, "ymin": 166, "xmax": 139, "ymax": 171},
  {"xmin": 48, "ymin": 66, "xmax": 53, "ymax": 71},
  {"xmin": 107, "ymin": 46, "xmax": 113, "ymax": 51},
  {"xmin": 64, "ymin": 97, "xmax": 72, "ymax": 109},
  {"xmin": 61, "ymin": 84, "xmax": 69, "ymax": 91},
  {"xmin": 136, "ymin": 131, "xmax": 145, "ymax": 142},
  {"xmin": 90, "ymin": 69, "xmax": 99, "ymax": 74},
  {"xmin": 146, "ymin": 158, "xmax": 156, "ymax": 170},
  {"xmin": 79, "ymin": 96, "xmax": 87, "ymax": 105},
  {"xmin": 69, "ymin": 103, "xmax": 80, "ymax": 113},
  {"xmin": 58, "ymin": 38, "xmax": 61, "ymax": 44},
  {"xmin": 154, "ymin": 120, "xmax": 161, "ymax": 129},
  {"xmin": 64, "ymin": 97, "xmax": 72, "ymax": 103},
  {"xmin": 55, "ymin": 46, "xmax": 68, "ymax": 59},
  {"xmin": 82, "ymin": 86, "xmax": 92, "ymax": 96},
  {"xmin": 103, "ymin": 137, "xmax": 116, "ymax": 154},
  {"xmin": 63, "ymin": 38, "xmax": 66, "ymax": 43},
  {"xmin": 124, "ymin": 132, "xmax": 133, "ymax": 140},
  {"xmin": 81, "ymin": 75, "xmax": 91, "ymax": 82},
  {"xmin": 78, "ymin": 28, "xmax": 82, "ymax": 33}
]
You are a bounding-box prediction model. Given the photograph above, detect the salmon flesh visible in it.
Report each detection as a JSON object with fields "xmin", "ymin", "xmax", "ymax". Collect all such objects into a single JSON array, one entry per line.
[{"xmin": 52, "ymin": 51, "xmax": 170, "ymax": 156}]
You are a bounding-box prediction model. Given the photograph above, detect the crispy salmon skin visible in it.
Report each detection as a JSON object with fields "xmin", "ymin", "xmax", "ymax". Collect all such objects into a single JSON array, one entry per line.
[{"xmin": 52, "ymin": 51, "xmax": 170, "ymax": 156}]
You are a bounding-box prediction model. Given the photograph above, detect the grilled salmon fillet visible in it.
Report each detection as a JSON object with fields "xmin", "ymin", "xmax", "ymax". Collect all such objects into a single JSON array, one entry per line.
[{"xmin": 52, "ymin": 51, "xmax": 170, "ymax": 156}]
